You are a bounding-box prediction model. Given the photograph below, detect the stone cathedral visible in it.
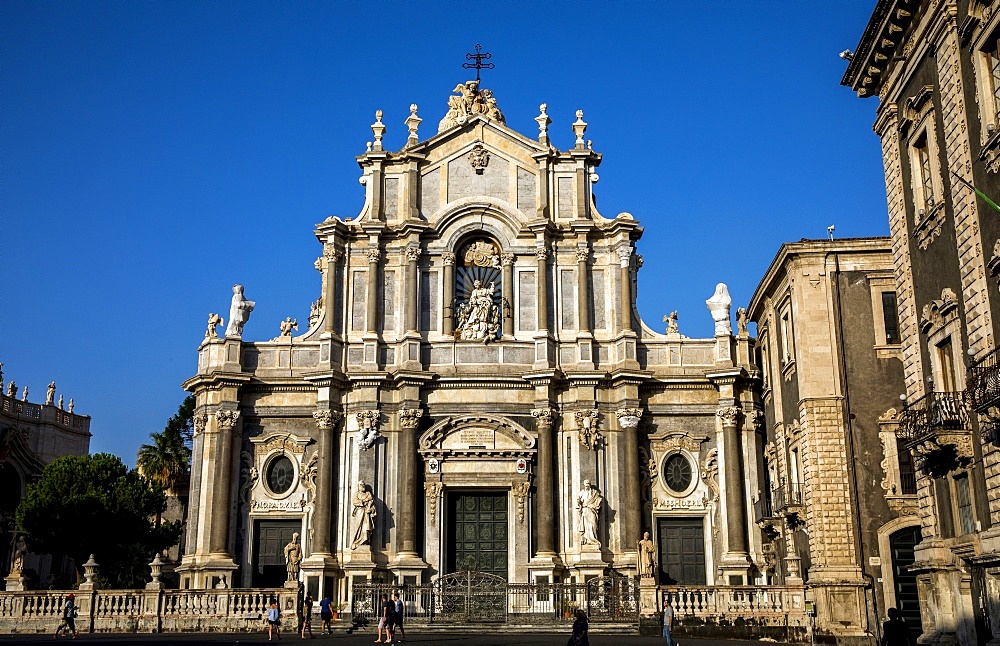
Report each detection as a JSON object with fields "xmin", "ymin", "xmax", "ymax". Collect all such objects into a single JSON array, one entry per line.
[{"xmin": 177, "ymin": 80, "xmax": 761, "ymax": 602}]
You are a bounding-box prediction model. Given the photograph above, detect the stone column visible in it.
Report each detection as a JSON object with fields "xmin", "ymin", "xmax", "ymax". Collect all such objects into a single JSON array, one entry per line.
[
  {"xmin": 311, "ymin": 410, "xmax": 342, "ymax": 556},
  {"xmin": 442, "ymin": 252, "xmax": 455, "ymax": 336},
  {"xmin": 397, "ymin": 408, "xmax": 423, "ymax": 555},
  {"xmin": 718, "ymin": 406, "xmax": 750, "ymax": 581},
  {"xmin": 617, "ymin": 409, "xmax": 643, "ymax": 548},
  {"xmin": 404, "ymin": 246, "xmax": 421, "ymax": 333},
  {"xmin": 618, "ymin": 245, "xmax": 633, "ymax": 333},
  {"xmin": 576, "ymin": 248, "xmax": 591, "ymax": 334},
  {"xmin": 210, "ymin": 409, "xmax": 240, "ymax": 555},
  {"xmin": 501, "ymin": 253, "xmax": 515, "ymax": 337},
  {"xmin": 532, "ymin": 408, "xmax": 556, "ymax": 555},
  {"xmin": 536, "ymin": 247, "xmax": 549, "ymax": 332},
  {"xmin": 323, "ymin": 246, "xmax": 342, "ymax": 334},
  {"xmin": 365, "ymin": 248, "xmax": 381, "ymax": 334}
]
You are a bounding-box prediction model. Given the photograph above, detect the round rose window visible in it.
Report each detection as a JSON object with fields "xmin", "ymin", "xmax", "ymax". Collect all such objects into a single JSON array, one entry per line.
[
  {"xmin": 663, "ymin": 454, "xmax": 693, "ymax": 494},
  {"xmin": 266, "ymin": 455, "xmax": 295, "ymax": 495}
]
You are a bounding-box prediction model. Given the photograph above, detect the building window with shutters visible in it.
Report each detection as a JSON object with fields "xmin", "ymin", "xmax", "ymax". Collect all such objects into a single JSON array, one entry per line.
[{"xmin": 954, "ymin": 473, "xmax": 976, "ymax": 536}]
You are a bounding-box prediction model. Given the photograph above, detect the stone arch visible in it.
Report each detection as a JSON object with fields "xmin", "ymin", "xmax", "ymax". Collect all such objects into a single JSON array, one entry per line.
[
  {"xmin": 419, "ymin": 414, "xmax": 535, "ymax": 456},
  {"xmin": 431, "ymin": 198, "xmax": 525, "ymax": 251},
  {"xmin": 876, "ymin": 515, "xmax": 922, "ymax": 623}
]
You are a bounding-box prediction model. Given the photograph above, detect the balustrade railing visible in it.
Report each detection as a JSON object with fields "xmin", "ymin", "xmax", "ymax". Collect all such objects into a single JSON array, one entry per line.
[
  {"xmin": 662, "ymin": 585, "xmax": 807, "ymax": 619},
  {"xmin": 967, "ymin": 346, "xmax": 1000, "ymax": 412},
  {"xmin": 898, "ymin": 391, "xmax": 970, "ymax": 443}
]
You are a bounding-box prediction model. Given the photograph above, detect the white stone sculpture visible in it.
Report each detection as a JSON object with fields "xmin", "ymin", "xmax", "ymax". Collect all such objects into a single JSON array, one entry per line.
[
  {"xmin": 206, "ymin": 313, "xmax": 223, "ymax": 339},
  {"xmin": 284, "ymin": 532, "xmax": 302, "ymax": 581},
  {"xmin": 456, "ymin": 279, "xmax": 500, "ymax": 343},
  {"xmin": 575, "ymin": 410, "xmax": 602, "ymax": 450},
  {"xmin": 356, "ymin": 411, "xmax": 380, "ymax": 450},
  {"xmin": 21, "ymin": 387, "xmax": 27, "ymax": 402},
  {"xmin": 68, "ymin": 399, "xmax": 74, "ymax": 413},
  {"xmin": 45, "ymin": 382, "xmax": 55, "ymax": 406},
  {"xmin": 438, "ymin": 80, "xmax": 505, "ymax": 132},
  {"xmin": 9, "ymin": 535, "xmax": 27, "ymax": 575},
  {"xmin": 637, "ymin": 531, "xmax": 655, "ymax": 579},
  {"xmin": 706, "ymin": 283, "xmax": 733, "ymax": 336},
  {"xmin": 663, "ymin": 311, "xmax": 679, "ymax": 335},
  {"xmin": 350, "ymin": 481, "xmax": 376, "ymax": 549},
  {"xmin": 58, "ymin": 395, "xmax": 64, "ymax": 410},
  {"xmin": 224, "ymin": 284, "xmax": 255, "ymax": 338},
  {"xmin": 576, "ymin": 479, "xmax": 604, "ymax": 547},
  {"xmin": 4, "ymin": 381, "xmax": 13, "ymax": 398},
  {"xmin": 279, "ymin": 317, "xmax": 298, "ymax": 337}
]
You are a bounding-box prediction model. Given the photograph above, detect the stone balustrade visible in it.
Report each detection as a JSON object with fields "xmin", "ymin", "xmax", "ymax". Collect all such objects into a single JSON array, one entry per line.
[
  {"xmin": 0, "ymin": 588, "xmax": 292, "ymax": 634},
  {"xmin": 661, "ymin": 585, "xmax": 809, "ymax": 641}
]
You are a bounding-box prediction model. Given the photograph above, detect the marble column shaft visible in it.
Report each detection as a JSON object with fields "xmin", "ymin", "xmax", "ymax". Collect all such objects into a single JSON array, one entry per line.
[
  {"xmin": 536, "ymin": 249, "xmax": 549, "ymax": 332},
  {"xmin": 534, "ymin": 413, "xmax": 555, "ymax": 555},
  {"xmin": 576, "ymin": 251, "xmax": 591, "ymax": 333},
  {"xmin": 324, "ymin": 251, "xmax": 341, "ymax": 334},
  {"xmin": 399, "ymin": 423, "xmax": 418, "ymax": 553},
  {"xmin": 209, "ymin": 416, "xmax": 237, "ymax": 555},
  {"xmin": 443, "ymin": 254, "xmax": 455, "ymax": 336},
  {"xmin": 501, "ymin": 254, "xmax": 514, "ymax": 336},
  {"xmin": 619, "ymin": 248, "xmax": 633, "ymax": 332},
  {"xmin": 721, "ymin": 413, "xmax": 749, "ymax": 554},
  {"xmin": 366, "ymin": 251, "xmax": 380, "ymax": 334},
  {"xmin": 312, "ymin": 415, "xmax": 337, "ymax": 554},
  {"xmin": 621, "ymin": 424, "xmax": 641, "ymax": 546},
  {"xmin": 405, "ymin": 250, "xmax": 419, "ymax": 333}
]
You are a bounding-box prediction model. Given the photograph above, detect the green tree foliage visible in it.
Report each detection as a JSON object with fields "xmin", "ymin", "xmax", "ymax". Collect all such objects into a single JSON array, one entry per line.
[
  {"xmin": 136, "ymin": 395, "xmax": 194, "ymax": 492},
  {"xmin": 16, "ymin": 453, "xmax": 181, "ymax": 588}
]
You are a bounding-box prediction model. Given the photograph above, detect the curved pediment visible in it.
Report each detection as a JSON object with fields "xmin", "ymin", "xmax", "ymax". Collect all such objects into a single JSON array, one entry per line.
[{"xmin": 419, "ymin": 414, "xmax": 535, "ymax": 457}]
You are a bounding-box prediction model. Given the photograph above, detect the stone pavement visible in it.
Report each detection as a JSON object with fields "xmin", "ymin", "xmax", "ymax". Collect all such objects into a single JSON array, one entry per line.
[{"xmin": 0, "ymin": 633, "xmax": 761, "ymax": 646}]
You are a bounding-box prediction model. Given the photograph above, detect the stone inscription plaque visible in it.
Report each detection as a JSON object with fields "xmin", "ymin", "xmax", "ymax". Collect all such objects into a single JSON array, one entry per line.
[{"xmin": 460, "ymin": 428, "xmax": 494, "ymax": 448}]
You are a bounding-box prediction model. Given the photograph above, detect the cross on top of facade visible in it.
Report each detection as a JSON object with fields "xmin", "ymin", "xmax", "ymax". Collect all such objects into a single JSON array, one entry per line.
[{"xmin": 463, "ymin": 44, "xmax": 494, "ymax": 81}]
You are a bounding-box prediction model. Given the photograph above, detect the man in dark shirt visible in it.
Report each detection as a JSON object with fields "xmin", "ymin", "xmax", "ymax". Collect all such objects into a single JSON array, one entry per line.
[
  {"xmin": 881, "ymin": 607, "xmax": 913, "ymax": 646},
  {"xmin": 377, "ymin": 594, "xmax": 394, "ymax": 643},
  {"xmin": 318, "ymin": 595, "xmax": 333, "ymax": 634}
]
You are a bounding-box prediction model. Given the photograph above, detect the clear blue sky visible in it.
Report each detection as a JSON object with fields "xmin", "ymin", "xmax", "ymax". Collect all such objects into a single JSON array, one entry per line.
[{"xmin": 1, "ymin": 1, "xmax": 887, "ymax": 463}]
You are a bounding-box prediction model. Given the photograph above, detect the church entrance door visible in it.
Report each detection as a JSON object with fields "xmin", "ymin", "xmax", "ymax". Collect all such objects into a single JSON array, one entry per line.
[
  {"xmin": 446, "ymin": 491, "xmax": 508, "ymax": 579},
  {"xmin": 252, "ymin": 519, "xmax": 299, "ymax": 588},
  {"xmin": 657, "ymin": 517, "xmax": 706, "ymax": 585}
]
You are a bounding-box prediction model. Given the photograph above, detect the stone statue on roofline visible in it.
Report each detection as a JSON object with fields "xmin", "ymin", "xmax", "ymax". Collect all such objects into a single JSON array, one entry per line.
[
  {"xmin": 225, "ymin": 284, "xmax": 255, "ymax": 338},
  {"xmin": 706, "ymin": 283, "xmax": 732, "ymax": 336},
  {"xmin": 438, "ymin": 80, "xmax": 506, "ymax": 132}
]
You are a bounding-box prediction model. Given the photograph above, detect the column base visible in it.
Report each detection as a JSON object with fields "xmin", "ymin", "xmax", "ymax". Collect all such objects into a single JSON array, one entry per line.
[
  {"xmin": 614, "ymin": 331, "xmax": 640, "ymax": 370},
  {"xmin": 717, "ymin": 552, "xmax": 752, "ymax": 585},
  {"xmin": 175, "ymin": 554, "xmax": 238, "ymax": 589},
  {"xmin": 572, "ymin": 545, "xmax": 609, "ymax": 580},
  {"xmin": 390, "ymin": 552, "xmax": 429, "ymax": 585},
  {"xmin": 528, "ymin": 552, "xmax": 566, "ymax": 583}
]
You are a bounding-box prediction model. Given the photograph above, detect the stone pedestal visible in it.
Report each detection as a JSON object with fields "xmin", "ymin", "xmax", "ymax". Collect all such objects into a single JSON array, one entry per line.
[
  {"xmin": 4, "ymin": 575, "xmax": 25, "ymax": 592},
  {"xmin": 638, "ymin": 576, "xmax": 659, "ymax": 617},
  {"xmin": 573, "ymin": 545, "xmax": 608, "ymax": 580},
  {"xmin": 528, "ymin": 552, "xmax": 565, "ymax": 585},
  {"xmin": 390, "ymin": 553, "xmax": 428, "ymax": 585},
  {"xmin": 343, "ymin": 546, "xmax": 378, "ymax": 613}
]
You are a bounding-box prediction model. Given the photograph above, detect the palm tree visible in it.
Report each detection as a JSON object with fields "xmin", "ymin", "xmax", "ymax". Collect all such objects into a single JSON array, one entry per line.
[{"xmin": 136, "ymin": 395, "xmax": 195, "ymax": 493}]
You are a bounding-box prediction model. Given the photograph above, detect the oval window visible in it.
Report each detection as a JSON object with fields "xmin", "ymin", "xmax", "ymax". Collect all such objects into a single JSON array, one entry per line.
[
  {"xmin": 663, "ymin": 454, "xmax": 693, "ymax": 494},
  {"xmin": 266, "ymin": 455, "xmax": 295, "ymax": 495}
]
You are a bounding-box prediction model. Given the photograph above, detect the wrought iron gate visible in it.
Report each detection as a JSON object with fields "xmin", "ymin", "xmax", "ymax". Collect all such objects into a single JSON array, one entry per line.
[{"xmin": 351, "ymin": 571, "xmax": 638, "ymax": 626}]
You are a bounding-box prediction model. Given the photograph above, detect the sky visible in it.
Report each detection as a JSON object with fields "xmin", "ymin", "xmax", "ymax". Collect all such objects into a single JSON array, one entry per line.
[{"xmin": 1, "ymin": 1, "xmax": 888, "ymax": 463}]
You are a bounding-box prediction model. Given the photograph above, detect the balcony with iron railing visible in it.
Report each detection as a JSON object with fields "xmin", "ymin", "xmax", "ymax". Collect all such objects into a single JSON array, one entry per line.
[
  {"xmin": 772, "ymin": 483, "xmax": 803, "ymax": 513},
  {"xmin": 967, "ymin": 346, "xmax": 1000, "ymax": 413},
  {"xmin": 897, "ymin": 391, "xmax": 973, "ymax": 473}
]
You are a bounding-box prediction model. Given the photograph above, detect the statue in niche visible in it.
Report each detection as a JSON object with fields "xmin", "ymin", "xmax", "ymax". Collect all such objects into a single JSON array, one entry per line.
[
  {"xmin": 706, "ymin": 283, "xmax": 732, "ymax": 336},
  {"xmin": 225, "ymin": 284, "xmax": 255, "ymax": 338},
  {"xmin": 457, "ymin": 279, "xmax": 500, "ymax": 342},
  {"xmin": 284, "ymin": 532, "xmax": 301, "ymax": 581},
  {"xmin": 576, "ymin": 479, "xmax": 604, "ymax": 547},
  {"xmin": 637, "ymin": 531, "xmax": 655, "ymax": 579},
  {"xmin": 350, "ymin": 481, "xmax": 376, "ymax": 549}
]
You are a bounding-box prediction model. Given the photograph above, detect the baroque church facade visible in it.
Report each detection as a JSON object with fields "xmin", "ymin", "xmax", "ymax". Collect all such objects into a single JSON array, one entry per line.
[{"xmin": 177, "ymin": 82, "xmax": 762, "ymax": 603}]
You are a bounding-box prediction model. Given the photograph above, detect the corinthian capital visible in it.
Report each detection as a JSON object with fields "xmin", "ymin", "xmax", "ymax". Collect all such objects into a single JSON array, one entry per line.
[
  {"xmin": 501, "ymin": 252, "xmax": 515, "ymax": 266},
  {"xmin": 717, "ymin": 406, "xmax": 742, "ymax": 426},
  {"xmin": 366, "ymin": 248, "xmax": 381, "ymax": 263},
  {"xmin": 313, "ymin": 409, "xmax": 343, "ymax": 430},
  {"xmin": 193, "ymin": 413, "xmax": 208, "ymax": 437},
  {"xmin": 215, "ymin": 409, "xmax": 240, "ymax": 431},
  {"xmin": 442, "ymin": 252, "xmax": 456, "ymax": 266},
  {"xmin": 531, "ymin": 408, "xmax": 556, "ymax": 430},
  {"xmin": 323, "ymin": 244, "xmax": 342, "ymax": 262},
  {"xmin": 535, "ymin": 246, "xmax": 549, "ymax": 261},
  {"xmin": 399, "ymin": 408, "xmax": 424, "ymax": 429},
  {"xmin": 405, "ymin": 246, "xmax": 422, "ymax": 263},
  {"xmin": 576, "ymin": 248, "xmax": 590, "ymax": 263},
  {"xmin": 617, "ymin": 246, "xmax": 632, "ymax": 268}
]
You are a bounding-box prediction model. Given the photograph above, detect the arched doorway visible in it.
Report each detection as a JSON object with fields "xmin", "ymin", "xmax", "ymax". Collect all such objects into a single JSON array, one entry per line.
[{"xmin": 888, "ymin": 525, "xmax": 922, "ymax": 635}]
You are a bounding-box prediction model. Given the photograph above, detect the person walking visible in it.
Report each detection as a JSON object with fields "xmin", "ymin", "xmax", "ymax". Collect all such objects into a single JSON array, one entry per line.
[
  {"xmin": 662, "ymin": 598, "xmax": 675, "ymax": 646},
  {"xmin": 881, "ymin": 608, "xmax": 913, "ymax": 646},
  {"xmin": 318, "ymin": 594, "xmax": 333, "ymax": 635},
  {"xmin": 300, "ymin": 593, "xmax": 314, "ymax": 639},
  {"xmin": 267, "ymin": 597, "xmax": 282, "ymax": 641},
  {"xmin": 375, "ymin": 593, "xmax": 394, "ymax": 643},
  {"xmin": 392, "ymin": 592, "xmax": 406, "ymax": 642},
  {"xmin": 570, "ymin": 608, "xmax": 589, "ymax": 646},
  {"xmin": 54, "ymin": 592, "xmax": 78, "ymax": 640}
]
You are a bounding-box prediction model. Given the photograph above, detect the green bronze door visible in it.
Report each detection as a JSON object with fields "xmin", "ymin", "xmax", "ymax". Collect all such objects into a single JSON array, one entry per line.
[{"xmin": 447, "ymin": 492, "xmax": 508, "ymax": 579}]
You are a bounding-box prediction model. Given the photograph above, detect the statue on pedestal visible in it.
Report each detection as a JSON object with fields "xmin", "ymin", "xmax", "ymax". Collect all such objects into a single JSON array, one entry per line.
[
  {"xmin": 284, "ymin": 532, "xmax": 302, "ymax": 581},
  {"xmin": 225, "ymin": 284, "xmax": 255, "ymax": 337},
  {"xmin": 637, "ymin": 531, "xmax": 655, "ymax": 579},
  {"xmin": 9, "ymin": 535, "xmax": 27, "ymax": 576},
  {"xmin": 706, "ymin": 283, "xmax": 732, "ymax": 336},
  {"xmin": 46, "ymin": 382, "xmax": 55, "ymax": 406},
  {"xmin": 576, "ymin": 480, "xmax": 603, "ymax": 547},
  {"xmin": 351, "ymin": 481, "xmax": 376, "ymax": 549}
]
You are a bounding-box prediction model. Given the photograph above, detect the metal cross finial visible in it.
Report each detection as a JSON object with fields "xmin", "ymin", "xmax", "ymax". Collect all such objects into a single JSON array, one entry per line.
[{"xmin": 463, "ymin": 44, "xmax": 494, "ymax": 81}]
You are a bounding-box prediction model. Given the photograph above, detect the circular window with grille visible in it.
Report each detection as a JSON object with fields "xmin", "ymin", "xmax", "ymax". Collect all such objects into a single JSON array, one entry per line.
[
  {"xmin": 663, "ymin": 453, "xmax": 694, "ymax": 495},
  {"xmin": 265, "ymin": 454, "xmax": 296, "ymax": 497}
]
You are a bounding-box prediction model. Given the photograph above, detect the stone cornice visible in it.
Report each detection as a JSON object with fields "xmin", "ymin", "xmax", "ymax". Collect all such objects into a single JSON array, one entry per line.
[
  {"xmin": 841, "ymin": 0, "xmax": 918, "ymax": 97},
  {"xmin": 182, "ymin": 372, "xmax": 252, "ymax": 393}
]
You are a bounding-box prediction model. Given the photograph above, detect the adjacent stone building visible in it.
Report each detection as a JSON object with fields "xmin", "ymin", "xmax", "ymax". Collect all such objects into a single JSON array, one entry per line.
[
  {"xmin": 177, "ymin": 82, "xmax": 764, "ymax": 607},
  {"xmin": 0, "ymin": 374, "xmax": 90, "ymax": 588},
  {"xmin": 844, "ymin": 1, "xmax": 1000, "ymax": 644},
  {"xmin": 748, "ymin": 237, "xmax": 916, "ymax": 640}
]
